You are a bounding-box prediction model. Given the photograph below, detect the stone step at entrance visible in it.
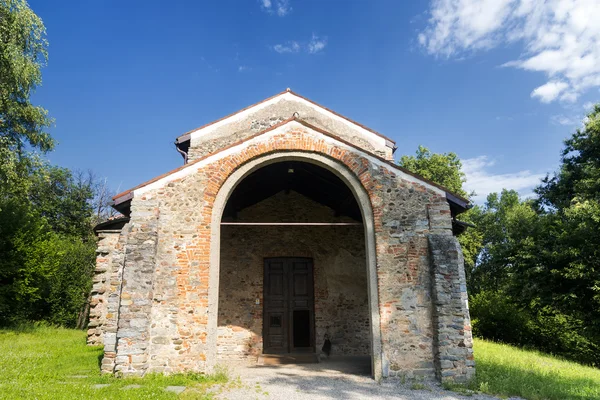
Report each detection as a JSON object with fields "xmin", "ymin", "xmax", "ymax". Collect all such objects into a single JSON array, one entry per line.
[{"xmin": 257, "ymin": 353, "xmax": 320, "ymax": 365}]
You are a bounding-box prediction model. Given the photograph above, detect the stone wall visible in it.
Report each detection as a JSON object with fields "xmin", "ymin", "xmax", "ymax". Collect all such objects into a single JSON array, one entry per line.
[
  {"xmin": 112, "ymin": 197, "xmax": 160, "ymax": 374},
  {"xmin": 370, "ymin": 167, "xmax": 440, "ymax": 379},
  {"xmin": 187, "ymin": 98, "xmax": 393, "ymax": 162},
  {"xmin": 88, "ymin": 231, "xmax": 121, "ymax": 346},
  {"xmin": 428, "ymin": 234, "xmax": 475, "ymax": 382},
  {"xmin": 217, "ymin": 191, "xmax": 370, "ymax": 360},
  {"xmin": 102, "ymin": 122, "xmax": 473, "ymax": 381}
]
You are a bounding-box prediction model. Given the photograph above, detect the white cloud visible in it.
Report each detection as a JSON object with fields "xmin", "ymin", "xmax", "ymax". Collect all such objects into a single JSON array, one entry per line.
[
  {"xmin": 307, "ymin": 34, "xmax": 327, "ymax": 54},
  {"xmin": 273, "ymin": 35, "xmax": 327, "ymax": 54},
  {"xmin": 462, "ymin": 156, "xmax": 545, "ymax": 203},
  {"xmin": 261, "ymin": 0, "xmax": 291, "ymax": 16},
  {"xmin": 530, "ymin": 81, "xmax": 569, "ymax": 103},
  {"xmin": 550, "ymin": 114, "xmax": 577, "ymax": 126},
  {"xmin": 583, "ymin": 101, "xmax": 596, "ymax": 110},
  {"xmin": 273, "ymin": 41, "xmax": 300, "ymax": 54},
  {"xmin": 419, "ymin": 0, "xmax": 600, "ymax": 103},
  {"xmin": 238, "ymin": 65, "xmax": 250, "ymax": 72}
]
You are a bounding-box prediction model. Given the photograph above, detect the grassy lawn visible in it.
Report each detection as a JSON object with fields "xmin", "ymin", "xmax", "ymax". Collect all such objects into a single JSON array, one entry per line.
[
  {"xmin": 456, "ymin": 338, "xmax": 600, "ymax": 400},
  {"xmin": 2, "ymin": 326, "xmax": 600, "ymax": 399},
  {"xmin": 0, "ymin": 325, "xmax": 230, "ymax": 399}
]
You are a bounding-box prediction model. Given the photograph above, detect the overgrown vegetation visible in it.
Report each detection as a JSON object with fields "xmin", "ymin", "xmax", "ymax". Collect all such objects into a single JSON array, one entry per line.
[{"xmin": 0, "ymin": 325, "xmax": 230, "ymax": 399}]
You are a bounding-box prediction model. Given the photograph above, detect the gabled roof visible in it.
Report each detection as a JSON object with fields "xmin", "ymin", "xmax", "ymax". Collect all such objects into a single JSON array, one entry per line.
[
  {"xmin": 175, "ymin": 88, "xmax": 396, "ymax": 149},
  {"xmin": 113, "ymin": 117, "xmax": 469, "ymax": 213}
]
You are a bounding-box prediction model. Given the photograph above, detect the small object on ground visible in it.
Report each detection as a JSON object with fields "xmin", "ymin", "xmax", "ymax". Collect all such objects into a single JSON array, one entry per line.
[
  {"xmin": 92, "ymin": 384, "xmax": 110, "ymax": 389},
  {"xmin": 322, "ymin": 334, "xmax": 332, "ymax": 357},
  {"xmin": 165, "ymin": 386, "xmax": 187, "ymax": 394}
]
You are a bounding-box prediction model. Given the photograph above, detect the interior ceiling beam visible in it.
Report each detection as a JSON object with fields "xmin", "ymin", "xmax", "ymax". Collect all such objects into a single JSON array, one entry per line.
[{"xmin": 221, "ymin": 222, "xmax": 362, "ymax": 226}]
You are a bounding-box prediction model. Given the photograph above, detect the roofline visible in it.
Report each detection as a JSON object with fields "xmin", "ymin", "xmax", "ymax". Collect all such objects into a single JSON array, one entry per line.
[
  {"xmin": 175, "ymin": 89, "xmax": 396, "ymax": 146},
  {"xmin": 114, "ymin": 118, "xmax": 468, "ymax": 209},
  {"xmin": 93, "ymin": 216, "xmax": 130, "ymax": 232}
]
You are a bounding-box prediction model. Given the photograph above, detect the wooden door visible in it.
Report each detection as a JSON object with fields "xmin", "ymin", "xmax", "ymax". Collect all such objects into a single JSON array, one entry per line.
[{"xmin": 263, "ymin": 258, "xmax": 314, "ymax": 354}]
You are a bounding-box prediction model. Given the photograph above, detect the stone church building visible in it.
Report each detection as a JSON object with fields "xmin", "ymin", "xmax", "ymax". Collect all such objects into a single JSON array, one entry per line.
[{"xmin": 89, "ymin": 89, "xmax": 474, "ymax": 382}]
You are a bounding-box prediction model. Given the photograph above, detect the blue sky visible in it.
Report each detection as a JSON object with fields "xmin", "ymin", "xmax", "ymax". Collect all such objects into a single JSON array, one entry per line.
[{"xmin": 28, "ymin": 0, "xmax": 600, "ymax": 202}]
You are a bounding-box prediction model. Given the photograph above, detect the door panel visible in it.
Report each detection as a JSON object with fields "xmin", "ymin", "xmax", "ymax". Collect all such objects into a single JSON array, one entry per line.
[
  {"xmin": 263, "ymin": 260, "xmax": 288, "ymax": 354},
  {"xmin": 263, "ymin": 258, "xmax": 314, "ymax": 354}
]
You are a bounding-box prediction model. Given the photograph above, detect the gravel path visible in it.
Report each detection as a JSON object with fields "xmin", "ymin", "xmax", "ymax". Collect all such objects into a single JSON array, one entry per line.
[{"xmin": 215, "ymin": 357, "xmax": 514, "ymax": 400}]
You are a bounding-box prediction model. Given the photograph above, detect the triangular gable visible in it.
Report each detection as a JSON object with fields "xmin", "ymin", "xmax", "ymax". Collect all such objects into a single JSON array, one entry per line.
[
  {"xmin": 114, "ymin": 118, "xmax": 468, "ymax": 213},
  {"xmin": 175, "ymin": 89, "xmax": 396, "ymax": 150}
]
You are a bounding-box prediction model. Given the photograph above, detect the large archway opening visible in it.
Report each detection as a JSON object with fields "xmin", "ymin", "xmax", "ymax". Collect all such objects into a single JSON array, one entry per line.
[
  {"xmin": 215, "ymin": 159, "xmax": 373, "ymax": 375},
  {"xmin": 206, "ymin": 152, "xmax": 383, "ymax": 380}
]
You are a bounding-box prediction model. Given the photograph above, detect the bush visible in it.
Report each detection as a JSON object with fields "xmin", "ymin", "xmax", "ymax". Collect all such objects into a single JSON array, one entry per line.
[
  {"xmin": 470, "ymin": 290, "xmax": 600, "ymax": 366},
  {"xmin": 470, "ymin": 290, "xmax": 533, "ymax": 345},
  {"xmin": 0, "ymin": 199, "xmax": 95, "ymax": 328}
]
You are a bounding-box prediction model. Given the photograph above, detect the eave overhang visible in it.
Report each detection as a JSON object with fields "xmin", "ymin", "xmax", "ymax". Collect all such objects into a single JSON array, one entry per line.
[
  {"xmin": 174, "ymin": 89, "xmax": 397, "ymax": 152},
  {"xmin": 113, "ymin": 118, "xmax": 469, "ymax": 217}
]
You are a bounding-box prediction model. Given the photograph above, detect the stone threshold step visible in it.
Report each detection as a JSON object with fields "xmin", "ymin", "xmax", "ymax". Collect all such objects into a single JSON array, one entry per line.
[{"xmin": 257, "ymin": 353, "xmax": 320, "ymax": 365}]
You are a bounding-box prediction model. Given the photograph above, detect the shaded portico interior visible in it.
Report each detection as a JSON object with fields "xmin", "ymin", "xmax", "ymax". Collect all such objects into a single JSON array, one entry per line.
[{"xmin": 217, "ymin": 161, "xmax": 372, "ymax": 364}]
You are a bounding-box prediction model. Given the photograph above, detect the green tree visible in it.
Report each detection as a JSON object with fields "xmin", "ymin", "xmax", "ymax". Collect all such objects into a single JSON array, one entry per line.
[
  {"xmin": 537, "ymin": 105, "xmax": 600, "ymax": 209},
  {"xmin": 467, "ymin": 188, "xmax": 600, "ymax": 364},
  {"xmin": 0, "ymin": 0, "xmax": 53, "ymax": 157},
  {"xmin": 0, "ymin": 165, "xmax": 96, "ymax": 327},
  {"xmin": 468, "ymin": 106, "xmax": 600, "ymax": 365},
  {"xmin": 0, "ymin": 2, "xmax": 99, "ymax": 328},
  {"xmin": 398, "ymin": 145, "xmax": 468, "ymax": 197},
  {"xmin": 28, "ymin": 166, "xmax": 95, "ymax": 238},
  {"xmin": 534, "ymin": 105, "xmax": 600, "ymax": 362}
]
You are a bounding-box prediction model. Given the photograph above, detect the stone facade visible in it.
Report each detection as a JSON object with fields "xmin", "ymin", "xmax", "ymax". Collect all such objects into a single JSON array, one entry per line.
[
  {"xmin": 218, "ymin": 191, "xmax": 370, "ymax": 360},
  {"xmin": 184, "ymin": 93, "xmax": 395, "ymax": 162},
  {"xmin": 88, "ymin": 230, "xmax": 120, "ymax": 346},
  {"xmin": 90, "ymin": 94, "xmax": 474, "ymax": 383}
]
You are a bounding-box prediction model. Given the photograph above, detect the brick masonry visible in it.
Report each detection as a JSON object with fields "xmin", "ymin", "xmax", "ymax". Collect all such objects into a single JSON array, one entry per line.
[
  {"xmin": 217, "ymin": 191, "xmax": 370, "ymax": 360},
  {"xmin": 90, "ymin": 122, "xmax": 474, "ymax": 382}
]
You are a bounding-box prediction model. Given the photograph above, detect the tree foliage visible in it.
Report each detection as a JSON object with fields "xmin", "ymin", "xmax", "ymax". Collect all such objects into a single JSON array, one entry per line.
[
  {"xmin": 0, "ymin": 1, "xmax": 103, "ymax": 329},
  {"xmin": 467, "ymin": 106, "xmax": 600, "ymax": 365},
  {"xmin": 402, "ymin": 110, "xmax": 600, "ymax": 365},
  {"xmin": 0, "ymin": 164, "xmax": 96, "ymax": 327},
  {"xmin": 0, "ymin": 0, "xmax": 53, "ymax": 155},
  {"xmin": 399, "ymin": 145, "xmax": 468, "ymax": 197}
]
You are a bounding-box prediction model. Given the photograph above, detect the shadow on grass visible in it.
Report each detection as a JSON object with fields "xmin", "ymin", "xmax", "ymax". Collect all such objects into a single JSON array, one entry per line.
[
  {"xmin": 0, "ymin": 322, "xmax": 40, "ymax": 334},
  {"xmin": 469, "ymin": 358, "xmax": 600, "ymax": 400}
]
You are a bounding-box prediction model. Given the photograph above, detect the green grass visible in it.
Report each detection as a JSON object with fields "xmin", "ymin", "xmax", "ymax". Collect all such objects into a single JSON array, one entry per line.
[
  {"xmin": 450, "ymin": 338, "xmax": 600, "ymax": 400},
  {"xmin": 2, "ymin": 326, "xmax": 600, "ymax": 400},
  {"xmin": 0, "ymin": 325, "xmax": 230, "ymax": 399}
]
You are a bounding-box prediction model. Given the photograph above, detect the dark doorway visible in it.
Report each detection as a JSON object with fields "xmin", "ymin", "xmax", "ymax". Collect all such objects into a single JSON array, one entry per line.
[{"xmin": 263, "ymin": 257, "xmax": 315, "ymax": 353}]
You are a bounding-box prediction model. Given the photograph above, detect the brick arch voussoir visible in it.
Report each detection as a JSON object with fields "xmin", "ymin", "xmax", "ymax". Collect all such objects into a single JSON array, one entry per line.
[{"xmin": 204, "ymin": 130, "xmax": 382, "ymax": 218}]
